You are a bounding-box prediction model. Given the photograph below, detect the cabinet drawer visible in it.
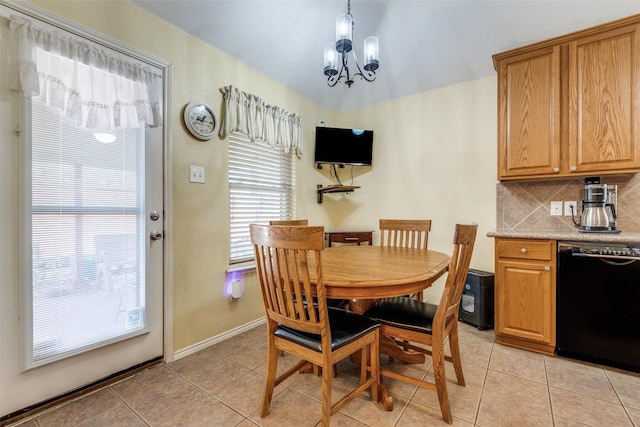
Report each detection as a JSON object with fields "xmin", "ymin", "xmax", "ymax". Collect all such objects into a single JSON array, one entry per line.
[
  {"xmin": 325, "ymin": 231, "xmax": 373, "ymax": 247},
  {"xmin": 496, "ymin": 239, "xmax": 553, "ymax": 261}
]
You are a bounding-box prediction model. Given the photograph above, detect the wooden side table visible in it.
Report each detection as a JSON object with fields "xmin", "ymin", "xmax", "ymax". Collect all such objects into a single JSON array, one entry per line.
[{"xmin": 325, "ymin": 231, "xmax": 373, "ymax": 247}]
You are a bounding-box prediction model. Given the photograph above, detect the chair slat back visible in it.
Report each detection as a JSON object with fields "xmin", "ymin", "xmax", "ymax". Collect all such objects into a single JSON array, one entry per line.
[
  {"xmin": 269, "ymin": 219, "xmax": 309, "ymax": 226},
  {"xmin": 435, "ymin": 224, "xmax": 478, "ymax": 327},
  {"xmin": 379, "ymin": 219, "xmax": 431, "ymax": 249},
  {"xmin": 251, "ymin": 224, "xmax": 327, "ymax": 335}
]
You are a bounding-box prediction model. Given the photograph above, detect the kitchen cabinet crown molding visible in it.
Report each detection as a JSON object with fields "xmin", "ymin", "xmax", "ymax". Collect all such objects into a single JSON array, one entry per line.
[{"xmin": 492, "ymin": 13, "xmax": 640, "ymax": 69}]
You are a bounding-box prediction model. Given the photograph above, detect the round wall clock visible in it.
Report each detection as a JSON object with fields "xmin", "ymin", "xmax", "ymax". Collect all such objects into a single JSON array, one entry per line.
[{"xmin": 183, "ymin": 101, "xmax": 218, "ymax": 140}]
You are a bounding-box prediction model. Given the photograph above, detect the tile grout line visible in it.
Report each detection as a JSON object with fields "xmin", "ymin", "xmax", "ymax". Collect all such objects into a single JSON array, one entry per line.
[
  {"xmin": 472, "ymin": 339, "xmax": 493, "ymax": 427},
  {"xmin": 604, "ymin": 368, "xmax": 637, "ymax": 426},
  {"xmin": 107, "ymin": 385, "xmax": 152, "ymax": 427},
  {"xmin": 162, "ymin": 362, "xmax": 250, "ymax": 424},
  {"xmin": 543, "ymin": 355, "xmax": 556, "ymax": 427}
]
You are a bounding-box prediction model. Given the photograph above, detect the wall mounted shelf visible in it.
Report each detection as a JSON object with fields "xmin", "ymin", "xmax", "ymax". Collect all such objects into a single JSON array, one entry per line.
[{"xmin": 316, "ymin": 184, "xmax": 360, "ymax": 203}]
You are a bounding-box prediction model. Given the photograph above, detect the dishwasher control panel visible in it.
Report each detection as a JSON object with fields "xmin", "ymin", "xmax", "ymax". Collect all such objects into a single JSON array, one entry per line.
[{"xmin": 558, "ymin": 241, "xmax": 640, "ymax": 260}]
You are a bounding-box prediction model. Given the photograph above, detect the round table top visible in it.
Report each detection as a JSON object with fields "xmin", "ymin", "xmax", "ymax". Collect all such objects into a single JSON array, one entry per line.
[{"xmin": 310, "ymin": 245, "xmax": 451, "ymax": 300}]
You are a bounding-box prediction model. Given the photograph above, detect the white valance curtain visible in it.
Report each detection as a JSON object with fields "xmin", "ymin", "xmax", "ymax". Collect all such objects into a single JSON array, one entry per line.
[
  {"xmin": 219, "ymin": 85, "xmax": 303, "ymax": 159},
  {"xmin": 8, "ymin": 15, "xmax": 162, "ymax": 129}
]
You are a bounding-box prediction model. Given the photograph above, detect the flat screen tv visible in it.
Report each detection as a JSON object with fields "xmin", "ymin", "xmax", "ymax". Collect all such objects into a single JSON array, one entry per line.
[{"xmin": 314, "ymin": 126, "xmax": 374, "ymax": 166}]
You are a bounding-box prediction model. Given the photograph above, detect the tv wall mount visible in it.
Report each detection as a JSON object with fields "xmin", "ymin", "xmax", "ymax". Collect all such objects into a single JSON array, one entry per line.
[{"xmin": 316, "ymin": 184, "xmax": 360, "ymax": 203}]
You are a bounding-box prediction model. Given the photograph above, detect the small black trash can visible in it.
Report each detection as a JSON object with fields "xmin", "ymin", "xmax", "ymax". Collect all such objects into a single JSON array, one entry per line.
[{"xmin": 459, "ymin": 269, "xmax": 494, "ymax": 330}]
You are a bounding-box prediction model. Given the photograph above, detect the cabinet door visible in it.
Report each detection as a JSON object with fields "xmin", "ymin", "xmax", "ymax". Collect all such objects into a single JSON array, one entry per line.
[
  {"xmin": 568, "ymin": 23, "xmax": 640, "ymax": 174},
  {"xmin": 497, "ymin": 46, "xmax": 561, "ymax": 179},
  {"xmin": 495, "ymin": 259, "xmax": 554, "ymax": 344}
]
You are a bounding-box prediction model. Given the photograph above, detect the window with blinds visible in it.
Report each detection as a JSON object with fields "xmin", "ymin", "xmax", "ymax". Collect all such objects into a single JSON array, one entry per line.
[
  {"xmin": 27, "ymin": 101, "xmax": 146, "ymax": 367},
  {"xmin": 228, "ymin": 133, "xmax": 295, "ymax": 264}
]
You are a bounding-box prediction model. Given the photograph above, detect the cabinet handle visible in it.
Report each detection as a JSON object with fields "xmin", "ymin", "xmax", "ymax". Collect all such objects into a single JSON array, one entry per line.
[
  {"xmin": 570, "ymin": 166, "xmax": 577, "ymax": 171},
  {"xmin": 553, "ymin": 167, "xmax": 560, "ymax": 173},
  {"xmin": 544, "ymin": 266, "xmax": 551, "ymax": 271},
  {"xmin": 520, "ymin": 248, "xmax": 527, "ymax": 254}
]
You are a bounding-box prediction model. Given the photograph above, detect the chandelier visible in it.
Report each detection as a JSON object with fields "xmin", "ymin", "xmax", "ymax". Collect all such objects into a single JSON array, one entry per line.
[{"xmin": 323, "ymin": 0, "xmax": 379, "ymax": 87}]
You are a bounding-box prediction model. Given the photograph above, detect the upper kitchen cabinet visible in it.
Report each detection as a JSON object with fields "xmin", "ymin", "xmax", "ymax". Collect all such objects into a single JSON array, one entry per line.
[
  {"xmin": 569, "ymin": 24, "xmax": 640, "ymax": 175},
  {"xmin": 494, "ymin": 15, "xmax": 640, "ymax": 181},
  {"xmin": 495, "ymin": 46, "xmax": 561, "ymax": 179}
]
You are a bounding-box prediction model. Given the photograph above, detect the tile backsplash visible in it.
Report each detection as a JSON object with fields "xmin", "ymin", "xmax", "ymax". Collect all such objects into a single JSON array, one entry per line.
[{"xmin": 497, "ymin": 174, "xmax": 640, "ymax": 233}]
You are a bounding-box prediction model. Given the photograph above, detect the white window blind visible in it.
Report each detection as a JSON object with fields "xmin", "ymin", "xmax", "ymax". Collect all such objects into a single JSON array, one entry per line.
[
  {"xmin": 229, "ymin": 133, "xmax": 295, "ymax": 264},
  {"xmin": 27, "ymin": 100, "xmax": 146, "ymax": 368}
]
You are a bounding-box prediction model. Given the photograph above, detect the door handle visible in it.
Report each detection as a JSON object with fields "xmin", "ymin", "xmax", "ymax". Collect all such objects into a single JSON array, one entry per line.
[{"xmin": 150, "ymin": 230, "xmax": 163, "ymax": 240}]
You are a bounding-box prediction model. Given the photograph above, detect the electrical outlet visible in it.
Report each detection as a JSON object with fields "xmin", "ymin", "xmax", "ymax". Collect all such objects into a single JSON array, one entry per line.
[
  {"xmin": 189, "ymin": 165, "xmax": 205, "ymax": 183},
  {"xmin": 550, "ymin": 201, "xmax": 562, "ymax": 216},
  {"xmin": 564, "ymin": 201, "xmax": 578, "ymax": 216}
]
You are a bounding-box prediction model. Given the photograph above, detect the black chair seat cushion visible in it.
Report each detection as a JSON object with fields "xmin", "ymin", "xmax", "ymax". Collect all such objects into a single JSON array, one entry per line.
[
  {"xmin": 274, "ymin": 307, "xmax": 380, "ymax": 353},
  {"xmin": 364, "ymin": 296, "xmax": 438, "ymax": 334}
]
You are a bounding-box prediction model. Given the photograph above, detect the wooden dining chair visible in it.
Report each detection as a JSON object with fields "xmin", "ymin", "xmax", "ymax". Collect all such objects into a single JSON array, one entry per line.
[
  {"xmin": 270, "ymin": 220, "xmax": 348, "ymax": 312},
  {"xmin": 269, "ymin": 219, "xmax": 309, "ymax": 226},
  {"xmin": 250, "ymin": 224, "xmax": 381, "ymax": 426},
  {"xmin": 379, "ymin": 219, "xmax": 431, "ymax": 249},
  {"xmin": 364, "ymin": 223, "xmax": 478, "ymax": 424},
  {"xmin": 379, "ymin": 219, "xmax": 432, "ymax": 300}
]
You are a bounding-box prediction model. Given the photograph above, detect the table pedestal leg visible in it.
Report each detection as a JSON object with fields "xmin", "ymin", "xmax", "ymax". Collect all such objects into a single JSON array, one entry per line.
[
  {"xmin": 380, "ymin": 335, "xmax": 425, "ymax": 364},
  {"xmin": 379, "ymin": 382, "xmax": 394, "ymax": 411},
  {"xmin": 349, "ymin": 298, "xmax": 375, "ymax": 313},
  {"xmin": 298, "ymin": 361, "xmax": 337, "ymax": 377},
  {"xmin": 298, "ymin": 361, "xmax": 314, "ymax": 374},
  {"xmin": 349, "ymin": 299, "xmax": 425, "ymax": 364}
]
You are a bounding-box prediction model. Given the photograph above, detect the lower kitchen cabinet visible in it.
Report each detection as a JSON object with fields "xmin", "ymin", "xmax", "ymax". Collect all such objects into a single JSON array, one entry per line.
[{"xmin": 494, "ymin": 238, "xmax": 556, "ymax": 355}]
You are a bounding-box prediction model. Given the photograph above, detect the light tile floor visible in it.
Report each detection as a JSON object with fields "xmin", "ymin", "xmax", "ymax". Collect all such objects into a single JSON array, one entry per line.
[{"xmin": 8, "ymin": 322, "xmax": 640, "ymax": 426}]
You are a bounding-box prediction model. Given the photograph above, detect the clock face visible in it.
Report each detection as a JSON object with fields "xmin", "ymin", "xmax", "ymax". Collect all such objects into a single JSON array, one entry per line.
[{"xmin": 184, "ymin": 101, "xmax": 218, "ymax": 140}]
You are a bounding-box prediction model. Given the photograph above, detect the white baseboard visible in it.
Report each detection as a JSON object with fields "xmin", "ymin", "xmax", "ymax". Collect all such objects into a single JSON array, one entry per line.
[{"xmin": 172, "ymin": 317, "xmax": 266, "ymax": 361}]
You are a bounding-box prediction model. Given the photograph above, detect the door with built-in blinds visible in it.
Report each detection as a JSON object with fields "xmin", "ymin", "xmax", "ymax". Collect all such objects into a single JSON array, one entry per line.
[{"xmin": 0, "ymin": 12, "xmax": 165, "ymax": 417}]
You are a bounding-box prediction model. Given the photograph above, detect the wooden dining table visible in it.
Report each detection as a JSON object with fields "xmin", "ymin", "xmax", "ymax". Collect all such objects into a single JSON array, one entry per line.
[
  {"xmin": 313, "ymin": 244, "xmax": 450, "ymax": 301},
  {"xmin": 307, "ymin": 244, "xmax": 451, "ymax": 410}
]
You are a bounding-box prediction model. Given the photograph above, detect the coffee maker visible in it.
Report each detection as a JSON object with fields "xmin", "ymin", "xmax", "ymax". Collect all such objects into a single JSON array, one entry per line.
[{"xmin": 573, "ymin": 177, "xmax": 620, "ymax": 233}]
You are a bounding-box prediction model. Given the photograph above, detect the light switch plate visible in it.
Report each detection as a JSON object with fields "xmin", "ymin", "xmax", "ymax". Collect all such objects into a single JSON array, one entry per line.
[{"xmin": 189, "ymin": 165, "xmax": 205, "ymax": 183}]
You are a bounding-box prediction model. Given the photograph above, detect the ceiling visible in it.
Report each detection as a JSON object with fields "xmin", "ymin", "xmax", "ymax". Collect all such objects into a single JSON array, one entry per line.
[{"xmin": 131, "ymin": 0, "xmax": 640, "ymax": 113}]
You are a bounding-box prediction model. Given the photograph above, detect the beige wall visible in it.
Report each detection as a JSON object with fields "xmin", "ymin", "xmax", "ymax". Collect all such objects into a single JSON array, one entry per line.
[
  {"xmin": 30, "ymin": 1, "xmax": 497, "ymax": 354},
  {"xmin": 315, "ymin": 77, "xmax": 498, "ymax": 302}
]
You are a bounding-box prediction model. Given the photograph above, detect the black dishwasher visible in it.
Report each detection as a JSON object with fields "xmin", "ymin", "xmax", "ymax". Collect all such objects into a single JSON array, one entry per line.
[{"xmin": 557, "ymin": 241, "xmax": 640, "ymax": 373}]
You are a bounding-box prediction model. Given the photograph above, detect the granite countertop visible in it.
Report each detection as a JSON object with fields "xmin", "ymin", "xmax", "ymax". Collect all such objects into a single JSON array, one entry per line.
[{"xmin": 488, "ymin": 229, "xmax": 640, "ymax": 244}]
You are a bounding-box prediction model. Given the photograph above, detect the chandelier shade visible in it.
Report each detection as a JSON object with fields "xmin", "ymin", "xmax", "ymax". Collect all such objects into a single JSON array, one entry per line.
[
  {"xmin": 335, "ymin": 13, "xmax": 353, "ymax": 53},
  {"xmin": 323, "ymin": 0, "xmax": 379, "ymax": 87},
  {"xmin": 324, "ymin": 43, "xmax": 339, "ymax": 76},
  {"xmin": 364, "ymin": 36, "xmax": 379, "ymax": 71}
]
